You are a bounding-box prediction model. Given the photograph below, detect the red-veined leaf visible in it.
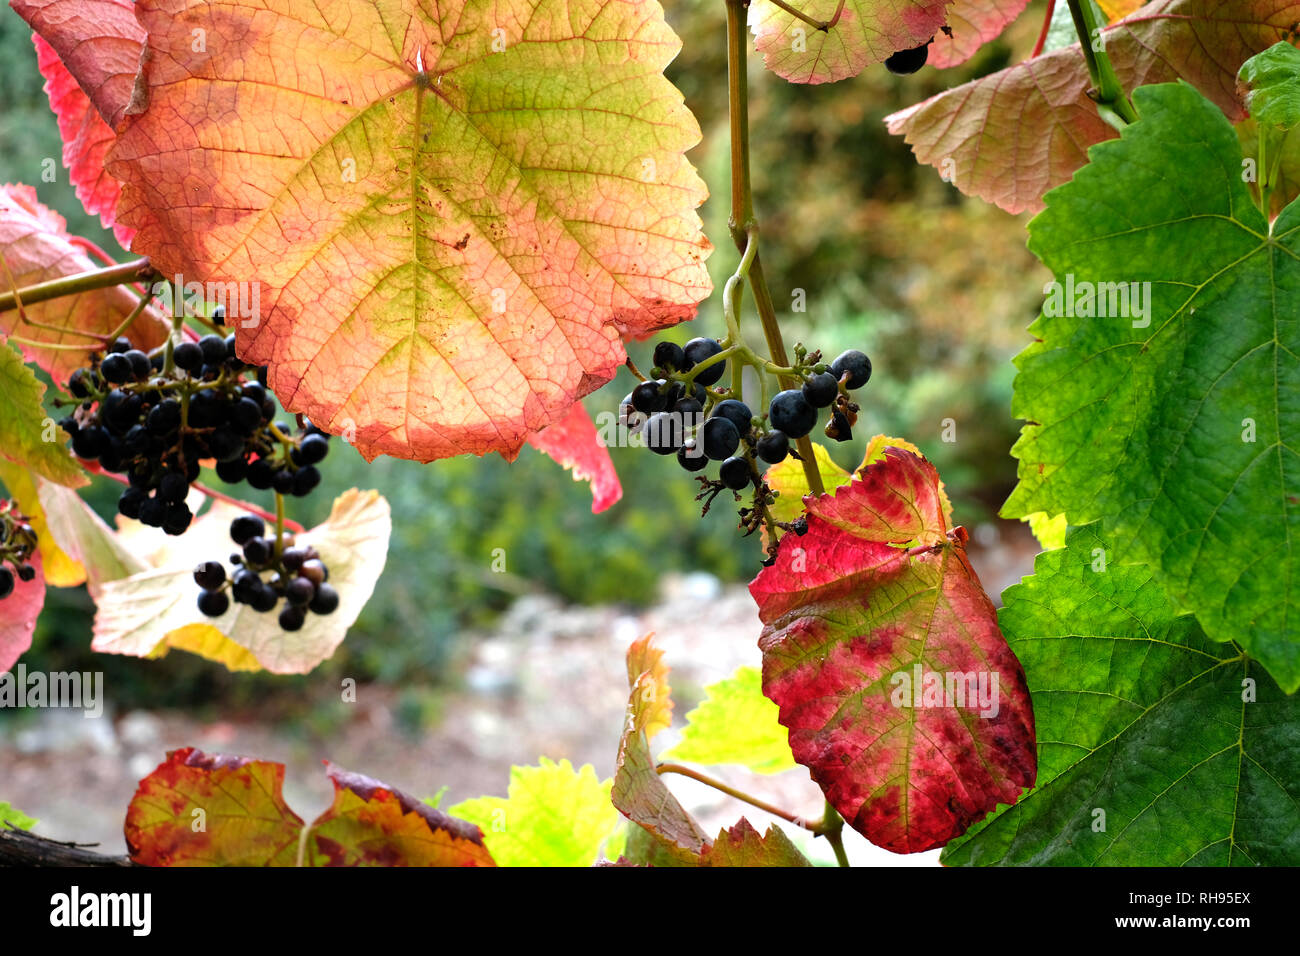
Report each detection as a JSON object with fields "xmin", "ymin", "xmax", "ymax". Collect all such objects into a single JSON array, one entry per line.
[
  {"xmin": 105, "ymin": 0, "xmax": 712, "ymax": 464},
  {"xmin": 31, "ymin": 34, "xmax": 134, "ymax": 247},
  {"xmin": 0, "ymin": 550, "xmax": 44, "ymax": 672},
  {"xmin": 929, "ymin": 0, "xmax": 1031, "ymax": 70},
  {"xmin": 748, "ymin": 0, "xmax": 950, "ymax": 85},
  {"xmin": 0, "ymin": 184, "xmax": 166, "ymax": 381},
  {"xmin": 885, "ymin": 0, "xmax": 1299, "ymax": 213},
  {"xmin": 749, "ymin": 447, "xmax": 1036, "ymax": 852},
  {"xmin": 524, "ymin": 400, "xmax": 622, "ymax": 513},
  {"xmin": 306, "ymin": 764, "xmax": 495, "ymax": 867},
  {"xmin": 11, "ymin": 0, "xmax": 144, "ymax": 129}
]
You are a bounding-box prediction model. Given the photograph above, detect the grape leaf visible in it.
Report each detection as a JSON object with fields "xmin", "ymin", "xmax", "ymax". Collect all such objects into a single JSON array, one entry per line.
[
  {"xmin": 105, "ymin": 0, "xmax": 712, "ymax": 464},
  {"xmin": 125, "ymin": 747, "xmax": 306, "ymax": 866},
  {"xmin": 747, "ymin": 0, "xmax": 950, "ymax": 85},
  {"xmin": 661, "ymin": 665, "xmax": 797, "ymax": 774},
  {"xmin": 0, "ymin": 550, "xmax": 44, "ymax": 673},
  {"xmin": 0, "ymin": 184, "xmax": 166, "ymax": 381},
  {"xmin": 125, "ymin": 747, "xmax": 495, "ymax": 866},
  {"xmin": 612, "ymin": 635, "xmax": 712, "ymax": 864},
  {"xmin": 0, "ymin": 802, "xmax": 38, "ymax": 830},
  {"xmin": 1021, "ymin": 511, "xmax": 1067, "ymax": 551},
  {"xmin": 448, "ymin": 757, "xmax": 624, "ymax": 866},
  {"xmin": 944, "ymin": 527, "xmax": 1300, "ymax": 866},
  {"xmin": 701, "ymin": 818, "xmax": 812, "ymax": 867},
  {"xmin": 11, "ymin": 0, "xmax": 144, "ymax": 129},
  {"xmin": 1238, "ymin": 40, "xmax": 1300, "ymax": 131},
  {"xmin": 0, "ymin": 341, "xmax": 87, "ymax": 487},
  {"xmin": 307, "ymin": 764, "xmax": 495, "ymax": 866},
  {"xmin": 31, "ymin": 33, "xmax": 134, "ymax": 247},
  {"xmin": 929, "ymin": 0, "xmax": 1031, "ymax": 71},
  {"xmin": 36, "ymin": 476, "xmax": 147, "ymax": 589},
  {"xmin": 524, "ymin": 400, "xmax": 622, "ymax": 513},
  {"xmin": 750, "ymin": 447, "xmax": 1036, "ymax": 853},
  {"xmin": 1237, "ymin": 117, "xmax": 1300, "ymax": 217},
  {"xmin": 884, "ymin": 0, "xmax": 1299, "ymax": 214},
  {"xmin": 1096, "ymin": 0, "xmax": 1144, "ymax": 18},
  {"xmin": 1002, "ymin": 81, "xmax": 1300, "ymax": 691},
  {"xmin": 89, "ymin": 490, "xmax": 391, "ymax": 674},
  {"xmin": 0, "ymin": 462, "xmax": 83, "ymax": 586}
]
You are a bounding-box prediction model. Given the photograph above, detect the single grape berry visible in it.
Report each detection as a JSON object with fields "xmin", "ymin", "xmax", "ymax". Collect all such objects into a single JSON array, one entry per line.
[
  {"xmin": 279, "ymin": 604, "xmax": 306, "ymax": 631},
  {"xmin": 230, "ymin": 514, "xmax": 265, "ymax": 545},
  {"xmin": 309, "ymin": 583, "xmax": 340, "ymax": 616},
  {"xmin": 100, "ymin": 352, "xmax": 133, "ymax": 384},
  {"xmin": 884, "ymin": 40, "xmax": 930, "ymax": 75},
  {"xmin": 172, "ymin": 341, "xmax": 204, "ymax": 374},
  {"xmin": 243, "ymin": 536, "xmax": 272, "ymax": 566},
  {"xmin": 683, "ymin": 337, "xmax": 726, "ymax": 387},
  {"xmin": 251, "ymin": 583, "xmax": 279, "ymax": 613},
  {"xmin": 146, "ymin": 399, "xmax": 181, "ymax": 436},
  {"xmin": 217, "ymin": 457, "xmax": 249, "ymax": 483},
  {"xmin": 802, "ymin": 372, "xmax": 839, "ymax": 408},
  {"xmin": 768, "ymin": 390, "xmax": 818, "ymax": 439},
  {"xmin": 17, "ymin": 565, "xmax": 35, "ymax": 582},
  {"xmin": 71, "ymin": 426, "xmax": 108, "ymax": 460},
  {"xmin": 653, "ymin": 341, "xmax": 687, "ymax": 372},
  {"xmin": 125, "ymin": 349, "xmax": 152, "ymax": 380},
  {"xmin": 159, "ymin": 471, "xmax": 189, "ymax": 504},
  {"xmin": 673, "ymin": 398, "xmax": 704, "ymax": 420},
  {"xmin": 139, "ymin": 496, "xmax": 167, "ymax": 528},
  {"xmin": 118, "ymin": 486, "xmax": 147, "ymax": 520},
  {"xmin": 830, "ymin": 349, "xmax": 872, "ymax": 389},
  {"xmin": 231, "ymin": 569, "xmax": 261, "ymax": 604},
  {"xmin": 296, "ymin": 433, "xmax": 330, "ymax": 465},
  {"xmin": 194, "ymin": 561, "xmax": 227, "ymax": 590},
  {"xmin": 286, "ymin": 576, "xmax": 315, "ymax": 606},
  {"xmin": 108, "ymin": 336, "xmax": 132, "ymax": 354},
  {"xmin": 701, "ymin": 416, "xmax": 740, "ymax": 461},
  {"xmin": 281, "ymin": 546, "xmax": 308, "ymax": 572},
  {"xmin": 246, "ymin": 459, "xmax": 275, "ymax": 490},
  {"xmin": 198, "ymin": 334, "xmax": 229, "ymax": 366},
  {"xmin": 719, "ymin": 456, "xmax": 751, "ymax": 490},
  {"xmin": 299, "ymin": 559, "xmax": 328, "ymax": 586},
  {"xmin": 163, "ymin": 502, "xmax": 193, "ymax": 536},
  {"xmin": 631, "ymin": 380, "xmax": 668, "ymax": 414},
  {"xmin": 755, "ymin": 430, "xmax": 789, "ymax": 464},
  {"xmin": 197, "ymin": 589, "xmax": 230, "ymax": 617},
  {"xmin": 644, "ymin": 411, "xmax": 685, "ymax": 455},
  {"xmin": 0, "ymin": 567, "xmax": 14, "ymax": 599},
  {"xmin": 677, "ymin": 444, "xmax": 709, "ymax": 472},
  {"xmin": 241, "ymin": 381, "xmax": 267, "ymax": 405},
  {"xmin": 291, "ymin": 466, "xmax": 321, "ymax": 497},
  {"xmin": 710, "ymin": 399, "xmax": 752, "ymax": 436}
]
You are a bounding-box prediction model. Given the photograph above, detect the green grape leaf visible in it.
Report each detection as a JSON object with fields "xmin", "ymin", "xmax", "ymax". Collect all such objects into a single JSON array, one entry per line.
[
  {"xmin": 1003, "ymin": 81, "xmax": 1300, "ymax": 690},
  {"xmin": 0, "ymin": 342, "xmax": 87, "ymax": 487},
  {"xmin": 448, "ymin": 757, "xmax": 623, "ymax": 867},
  {"xmin": 944, "ymin": 527, "xmax": 1300, "ymax": 866},
  {"xmin": 701, "ymin": 818, "xmax": 812, "ymax": 867},
  {"xmin": 0, "ymin": 802, "xmax": 38, "ymax": 831},
  {"xmin": 662, "ymin": 666, "xmax": 797, "ymax": 774},
  {"xmin": 1238, "ymin": 40, "xmax": 1300, "ymax": 131},
  {"xmin": 1021, "ymin": 511, "xmax": 1068, "ymax": 551}
]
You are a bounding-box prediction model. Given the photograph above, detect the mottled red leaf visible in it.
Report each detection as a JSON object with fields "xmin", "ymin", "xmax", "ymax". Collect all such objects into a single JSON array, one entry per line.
[
  {"xmin": 32, "ymin": 34, "xmax": 134, "ymax": 247},
  {"xmin": 11, "ymin": 0, "xmax": 144, "ymax": 128},
  {"xmin": 749, "ymin": 447, "xmax": 1036, "ymax": 853},
  {"xmin": 885, "ymin": 0, "xmax": 1299, "ymax": 213},
  {"xmin": 105, "ymin": 0, "xmax": 711, "ymax": 464},
  {"xmin": 125, "ymin": 747, "xmax": 305, "ymax": 866},
  {"xmin": 524, "ymin": 400, "xmax": 622, "ymax": 513},
  {"xmin": 306, "ymin": 764, "xmax": 494, "ymax": 867},
  {"xmin": 929, "ymin": 0, "xmax": 1031, "ymax": 70},
  {"xmin": 748, "ymin": 0, "xmax": 951, "ymax": 84},
  {"xmin": 0, "ymin": 550, "xmax": 44, "ymax": 673},
  {"xmin": 0, "ymin": 184, "xmax": 166, "ymax": 381}
]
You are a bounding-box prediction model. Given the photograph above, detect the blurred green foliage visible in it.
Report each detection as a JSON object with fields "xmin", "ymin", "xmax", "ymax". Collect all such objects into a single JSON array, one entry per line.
[{"xmin": 1, "ymin": 2, "xmax": 1052, "ymax": 710}]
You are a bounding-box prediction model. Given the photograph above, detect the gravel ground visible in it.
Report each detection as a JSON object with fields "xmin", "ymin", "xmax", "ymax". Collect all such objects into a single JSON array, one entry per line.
[{"xmin": 0, "ymin": 521, "xmax": 1038, "ymax": 866}]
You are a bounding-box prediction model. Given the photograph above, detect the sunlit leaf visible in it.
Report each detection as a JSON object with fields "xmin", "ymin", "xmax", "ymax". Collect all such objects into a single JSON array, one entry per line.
[
  {"xmin": 0, "ymin": 341, "xmax": 87, "ymax": 487},
  {"xmin": 702, "ymin": 818, "xmax": 812, "ymax": 867},
  {"xmin": 524, "ymin": 400, "xmax": 622, "ymax": 513},
  {"xmin": 0, "ymin": 462, "xmax": 82, "ymax": 586},
  {"xmin": 662, "ymin": 666, "xmax": 797, "ymax": 774}
]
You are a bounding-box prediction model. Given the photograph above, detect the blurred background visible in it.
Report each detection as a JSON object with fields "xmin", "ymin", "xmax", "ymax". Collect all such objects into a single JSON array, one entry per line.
[{"xmin": 0, "ymin": 1, "xmax": 1051, "ymax": 864}]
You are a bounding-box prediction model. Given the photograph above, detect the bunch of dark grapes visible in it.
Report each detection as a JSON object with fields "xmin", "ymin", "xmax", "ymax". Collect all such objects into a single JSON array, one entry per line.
[
  {"xmin": 192, "ymin": 514, "xmax": 340, "ymax": 631},
  {"xmin": 0, "ymin": 501, "xmax": 38, "ymax": 600},
  {"xmin": 58, "ymin": 335, "xmax": 333, "ymax": 535}
]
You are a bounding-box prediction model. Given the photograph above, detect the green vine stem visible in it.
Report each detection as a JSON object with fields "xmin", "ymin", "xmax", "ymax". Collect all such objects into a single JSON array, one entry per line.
[
  {"xmin": 1066, "ymin": 0, "xmax": 1137, "ymax": 129},
  {"xmin": 657, "ymin": 762, "xmax": 816, "ymax": 831},
  {"xmin": 0, "ymin": 256, "xmax": 156, "ymax": 315}
]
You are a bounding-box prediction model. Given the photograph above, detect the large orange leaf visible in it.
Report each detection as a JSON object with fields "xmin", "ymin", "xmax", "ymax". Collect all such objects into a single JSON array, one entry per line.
[
  {"xmin": 0, "ymin": 185, "xmax": 166, "ymax": 381},
  {"xmin": 884, "ymin": 0, "xmax": 1299, "ymax": 213},
  {"xmin": 749, "ymin": 448, "xmax": 1036, "ymax": 852},
  {"xmin": 105, "ymin": 0, "xmax": 712, "ymax": 463},
  {"xmin": 748, "ymin": 0, "xmax": 951, "ymax": 85}
]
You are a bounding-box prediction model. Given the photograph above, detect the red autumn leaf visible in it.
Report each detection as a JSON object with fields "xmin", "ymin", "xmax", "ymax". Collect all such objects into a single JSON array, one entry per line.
[
  {"xmin": 885, "ymin": 0, "xmax": 1296, "ymax": 213},
  {"xmin": 11, "ymin": 0, "xmax": 144, "ymax": 129},
  {"xmin": 0, "ymin": 550, "xmax": 44, "ymax": 673},
  {"xmin": 0, "ymin": 185, "xmax": 167, "ymax": 382},
  {"xmin": 748, "ymin": 0, "xmax": 950, "ymax": 85},
  {"xmin": 928, "ymin": 0, "xmax": 1031, "ymax": 70},
  {"xmin": 104, "ymin": 0, "xmax": 712, "ymax": 464},
  {"xmin": 125, "ymin": 747, "xmax": 495, "ymax": 866},
  {"xmin": 306, "ymin": 764, "xmax": 494, "ymax": 867},
  {"xmin": 32, "ymin": 34, "xmax": 134, "ymax": 247},
  {"xmin": 749, "ymin": 447, "xmax": 1036, "ymax": 853},
  {"xmin": 125, "ymin": 747, "xmax": 305, "ymax": 866},
  {"xmin": 524, "ymin": 400, "xmax": 622, "ymax": 513}
]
